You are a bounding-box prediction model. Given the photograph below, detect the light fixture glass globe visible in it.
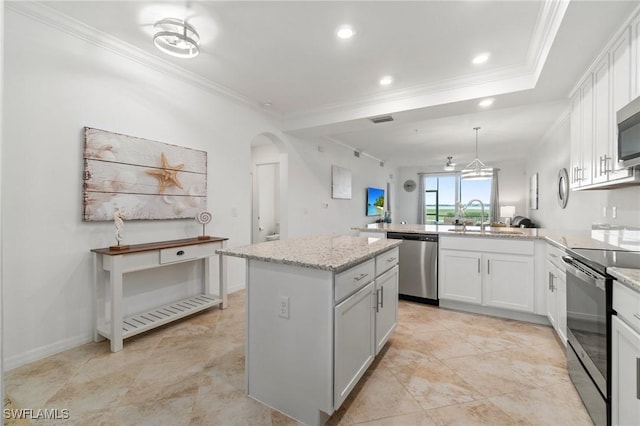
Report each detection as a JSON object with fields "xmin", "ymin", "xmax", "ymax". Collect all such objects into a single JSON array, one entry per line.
[{"xmin": 153, "ymin": 18, "xmax": 200, "ymax": 59}]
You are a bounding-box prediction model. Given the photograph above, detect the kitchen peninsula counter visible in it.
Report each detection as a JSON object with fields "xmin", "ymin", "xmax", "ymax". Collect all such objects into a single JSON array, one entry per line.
[{"xmin": 354, "ymin": 223, "xmax": 640, "ymax": 251}]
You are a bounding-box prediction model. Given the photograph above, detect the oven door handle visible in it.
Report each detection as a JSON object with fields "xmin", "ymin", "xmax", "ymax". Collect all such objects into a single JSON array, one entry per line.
[{"xmin": 562, "ymin": 256, "xmax": 606, "ymax": 291}]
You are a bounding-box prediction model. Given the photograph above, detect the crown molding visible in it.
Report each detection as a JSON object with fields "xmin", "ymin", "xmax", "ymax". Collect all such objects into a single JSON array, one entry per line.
[
  {"xmin": 6, "ymin": 1, "xmax": 258, "ymax": 108},
  {"xmin": 527, "ymin": 0, "xmax": 570, "ymax": 83}
]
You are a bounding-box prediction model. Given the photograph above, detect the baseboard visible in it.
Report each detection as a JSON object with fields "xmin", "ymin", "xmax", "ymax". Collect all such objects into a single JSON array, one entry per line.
[
  {"xmin": 4, "ymin": 333, "xmax": 93, "ymax": 372},
  {"xmin": 227, "ymin": 283, "xmax": 246, "ymax": 294},
  {"xmin": 439, "ymin": 299, "xmax": 550, "ymax": 325}
]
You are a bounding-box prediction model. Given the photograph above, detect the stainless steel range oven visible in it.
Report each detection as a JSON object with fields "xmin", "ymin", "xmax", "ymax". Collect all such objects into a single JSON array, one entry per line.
[{"xmin": 563, "ymin": 248, "xmax": 640, "ymax": 426}]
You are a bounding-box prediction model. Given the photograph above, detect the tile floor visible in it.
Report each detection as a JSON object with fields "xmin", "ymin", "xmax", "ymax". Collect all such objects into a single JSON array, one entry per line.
[{"xmin": 5, "ymin": 291, "xmax": 593, "ymax": 425}]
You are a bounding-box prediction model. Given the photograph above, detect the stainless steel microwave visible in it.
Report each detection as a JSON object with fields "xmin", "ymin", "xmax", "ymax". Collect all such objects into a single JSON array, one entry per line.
[{"xmin": 617, "ymin": 96, "xmax": 640, "ymax": 168}]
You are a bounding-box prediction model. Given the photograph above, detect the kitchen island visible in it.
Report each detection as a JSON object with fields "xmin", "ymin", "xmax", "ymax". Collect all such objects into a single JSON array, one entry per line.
[{"xmin": 217, "ymin": 234, "xmax": 401, "ymax": 426}]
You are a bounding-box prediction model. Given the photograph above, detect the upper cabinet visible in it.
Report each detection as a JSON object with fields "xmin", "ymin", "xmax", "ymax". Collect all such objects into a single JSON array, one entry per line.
[{"xmin": 570, "ymin": 17, "xmax": 640, "ymax": 190}]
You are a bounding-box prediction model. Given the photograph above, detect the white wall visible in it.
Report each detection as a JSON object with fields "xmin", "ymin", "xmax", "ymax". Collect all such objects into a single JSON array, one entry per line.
[
  {"xmin": 283, "ymin": 137, "xmax": 395, "ymax": 236},
  {"xmin": 395, "ymin": 162, "xmax": 527, "ymax": 225},
  {"xmin": 1, "ymin": 8, "xmax": 280, "ymax": 369},
  {"xmin": 525, "ymin": 115, "xmax": 640, "ymax": 230}
]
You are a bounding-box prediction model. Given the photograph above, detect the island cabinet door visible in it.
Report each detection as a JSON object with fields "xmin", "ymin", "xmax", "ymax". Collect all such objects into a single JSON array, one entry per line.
[
  {"xmin": 334, "ymin": 281, "xmax": 375, "ymax": 409},
  {"xmin": 439, "ymin": 249, "xmax": 482, "ymax": 304},
  {"xmin": 375, "ymin": 266, "xmax": 398, "ymax": 354},
  {"xmin": 483, "ymin": 253, "xmax": 534, "ymax": 313}
]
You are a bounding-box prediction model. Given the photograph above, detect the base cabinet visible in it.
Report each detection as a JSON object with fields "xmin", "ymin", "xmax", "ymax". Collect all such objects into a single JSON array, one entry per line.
[
  {"xmin": 611, "ymin": 315, "xmax": 640, "ymax": 426},
  {"xmin": 546, "ymin": 244, "xmax": 567, "ymax": 344},
  {"xmin": 375, "ymin": 266, "xmax": 399, "ymax": 354},
  {"xmin": 439, "ymin": 237, "xmax": 535, "ymax": 313},
  {"xmin": 334, "ymin": 282, "xmax": 375, "ymax": 409}
]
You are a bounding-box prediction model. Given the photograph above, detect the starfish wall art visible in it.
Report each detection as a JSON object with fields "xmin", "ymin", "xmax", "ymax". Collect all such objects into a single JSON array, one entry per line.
[{"xmin": 82, "ymin": 127, "xmax": 207, "ymax": 221}]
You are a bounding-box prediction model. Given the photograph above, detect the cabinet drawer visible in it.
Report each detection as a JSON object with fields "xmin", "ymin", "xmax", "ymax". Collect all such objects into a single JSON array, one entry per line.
[
  {"xmin": 160, "ymin": 244, "xmax": 214, "ymax": 264},
  {"xmin": 439, "ymin": 236, "xmax": 534, "ymax": 255},
  {"xmin": 613, "ymin": 281, "xmax": 640, "ymax": 332},
  {"xmin": 335, "ymin": 259, "xmax": 375, "ymax": 303},
  {"xmin": 546, "ymin": 243, "xmax": 565, "ymax": 271},
  {"xmin": 375, "ymin": 247, "xmax": 399, "ymax": 276}
]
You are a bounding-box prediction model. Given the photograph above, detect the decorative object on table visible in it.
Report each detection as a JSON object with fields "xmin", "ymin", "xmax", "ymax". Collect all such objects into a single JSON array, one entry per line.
[
  {"xmin": 530, "ymin": 173, "xmax": 539, "ymax": 210},
  {"xmin": 331, "ymin": 165, "xmax": 352, "ymax": 199},
  {"xmin": 557, "ymin": 168, "xmax": 569, "ymax": 209},
  {"xmin": 109, "ymin": 208, "xmax": 129, "ymax": 250},
  {"xmin": 82, "ymin": 127, "xmax": 207, "ymax": 221},
  {"xmin": 195, "ymin": 210, "xmax": 213, "ymax": 240},
  {"xmin": 403, "ymin": 179, "xmax": 416, "ymax": 192}
]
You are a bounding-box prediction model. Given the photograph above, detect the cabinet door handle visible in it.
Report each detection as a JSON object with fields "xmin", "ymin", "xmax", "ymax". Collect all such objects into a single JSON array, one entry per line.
[
  {"xmin": 354, "ymin": 273, "xmax": 369, "ymax": 282},
  {"xmin": 549, "ymin": 272, "xmax": 553, "ymax": 291},
  {"xmin": 386, "ymin": 257, "xmax": 397, "ymax": 263},
  {"xmin": 374, "ymin": 289, "xmax": 380, "ymax": 313},
  {"xmin": 176, "ymin": 250, "xmax": 185, "ymax": 256},
  {"xmin": 487, "ymin": 259, "xmax": 490, "ymax": 275},
  {"xmin": 637, "ymin": 357, "xmax": 640, "ymax": 400},
  {"xmin": 380, "ymin": 286, "xmax": 384, "ymax": 309},
  {"xmin": 477, "ymin": 258, "xmax": 481, "ymax": 274}
]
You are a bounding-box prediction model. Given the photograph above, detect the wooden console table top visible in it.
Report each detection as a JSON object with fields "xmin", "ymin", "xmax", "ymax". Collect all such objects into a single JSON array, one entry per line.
[{"xmin": 91, "ymin": 237, "xmax": 228, "ymax": 256}]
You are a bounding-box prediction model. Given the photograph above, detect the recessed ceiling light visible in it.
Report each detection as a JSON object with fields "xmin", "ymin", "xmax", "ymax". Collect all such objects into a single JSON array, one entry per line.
[
  {"xmin": 337, "ymin": 25, "xmax": 355, "ymax": 39},
  {"xmin": 478, "ymin": 98, "xmax": 494, "ymax": 108},
  {"xmin": 262, "ymin": 102, "xmax": 272, "ymax": 108},
  {"xmin": 472, "ymin": 53, "xmax": 490, "ymax": 65},
  {"xmin": 379, "ymin": 76, "xmax": 393, "ymax": 86}
]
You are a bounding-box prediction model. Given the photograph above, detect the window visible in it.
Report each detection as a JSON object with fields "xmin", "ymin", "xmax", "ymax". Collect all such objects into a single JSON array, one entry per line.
[{"xmin": 422, "ymin": 173, "xmax": 492, "ymax": 224}]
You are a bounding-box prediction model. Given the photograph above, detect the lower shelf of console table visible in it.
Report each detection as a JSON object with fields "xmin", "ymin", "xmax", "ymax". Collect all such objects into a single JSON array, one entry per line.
[{"xmin": 91, "ymin": 237, "xmax": 228, "ymax": 352}]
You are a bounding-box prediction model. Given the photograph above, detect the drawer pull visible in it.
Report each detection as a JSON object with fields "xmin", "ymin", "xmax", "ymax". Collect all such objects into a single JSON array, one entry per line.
[
  {"xmin": 176, "ymin": 250, "xmax": 185, "ymax": 256},
  {"xmin": 354, "ymin": 273, "xmax": 369, "ymax": 282},
  {"xmin": 386, "ymin": 257, "xmax": 397, "ymax": 263},
  {"xmin": 634, "ymin": 313, "xmax": 640, "ymax": 321},
  {"xmin": 380, "ymin": 286, "xmax": 384, "ymax": 308}
]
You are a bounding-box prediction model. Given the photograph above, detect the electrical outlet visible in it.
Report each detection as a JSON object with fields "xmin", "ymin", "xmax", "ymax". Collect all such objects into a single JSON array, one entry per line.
[
  {"xmin": 612, "ymin": 206, "xmax": 617, "ymax": 219},
  {"xmin": 279, "ymin": 296, "xmax": 290, "ymax": 319}
]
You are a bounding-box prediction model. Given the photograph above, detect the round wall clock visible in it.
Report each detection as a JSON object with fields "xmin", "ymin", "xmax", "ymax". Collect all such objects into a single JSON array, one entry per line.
[{"xmin": 403, "ymin": 179, "xmax": 417, "ymax": 192}]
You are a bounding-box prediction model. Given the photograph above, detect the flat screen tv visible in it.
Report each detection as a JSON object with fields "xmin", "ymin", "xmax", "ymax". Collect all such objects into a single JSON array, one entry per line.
[{"xmin": 366, "ymin": 187, "xmax": 385, "ymax": 216}]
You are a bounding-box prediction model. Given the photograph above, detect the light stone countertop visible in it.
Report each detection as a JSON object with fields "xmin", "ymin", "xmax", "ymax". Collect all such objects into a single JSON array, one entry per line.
[
  {"xmin": 609, "ymin": 268, "xmax": 640, "ymax": 293},
  {"xmin": 353, "ymin": 223, "xmax": 640, "ymax": 251},
  {"xmin": 216, "ymin": 234, "xmax": 401, "ymax": 272}
]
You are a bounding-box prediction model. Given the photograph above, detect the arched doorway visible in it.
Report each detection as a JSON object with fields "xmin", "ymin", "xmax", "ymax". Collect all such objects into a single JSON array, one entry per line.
[{"xmin": 250, "ymin": 133, "xmax": 288, "ymax": 243}]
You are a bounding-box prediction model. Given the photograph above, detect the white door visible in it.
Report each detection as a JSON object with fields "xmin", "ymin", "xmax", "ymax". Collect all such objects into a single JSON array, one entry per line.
[
  {"xmin": 334, "ymin": 281, "xmax": 375, "ymax": 409},
  {"xmin": 611, "ymin": 315, "xmax": 640, "ymax": 426},
  {"xmin": 439, "ymin": 249, "xmax": 482, "ymax": 304},
  {"xmin": 483, "ymin": 253, "xmax": 534, "ymax": 313},
  {"xmin": 375, "ymin": 266, "xmax": 398, "ymax": 354},
  {"xmin": 252, "ymin": 162, "xmax": 280, "ymax": 243}
]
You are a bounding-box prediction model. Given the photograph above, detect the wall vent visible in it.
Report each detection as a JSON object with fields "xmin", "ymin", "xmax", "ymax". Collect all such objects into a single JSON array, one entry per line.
[{"xmin": 369, "ymin": 115, "xmax": 394, "ymax": 124}]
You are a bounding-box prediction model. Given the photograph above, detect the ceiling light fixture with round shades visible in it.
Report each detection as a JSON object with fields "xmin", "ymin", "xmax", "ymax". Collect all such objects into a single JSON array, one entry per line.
[
  {"xmin": 153, "ymin": 18, "xmax": 200, "ymax": 59},
  {"xmin": 443, "ymin": 156, "xmax": 456, "ymax": 171}
]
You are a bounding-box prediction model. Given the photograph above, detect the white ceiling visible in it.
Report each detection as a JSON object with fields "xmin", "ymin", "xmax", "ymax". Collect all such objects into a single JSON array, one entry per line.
[{"xmin": 35, "ymin": 0, "xmax": 640, "ymax": 168}]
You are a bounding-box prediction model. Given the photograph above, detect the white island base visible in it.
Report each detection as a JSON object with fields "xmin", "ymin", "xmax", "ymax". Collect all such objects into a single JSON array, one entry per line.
[{"xmin": 224, "ymin": 237, "xmax": 400, "ymax": 426}]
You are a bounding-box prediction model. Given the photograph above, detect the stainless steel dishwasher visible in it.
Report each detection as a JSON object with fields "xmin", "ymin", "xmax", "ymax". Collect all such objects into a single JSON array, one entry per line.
[{"xmin": 386, "ymin": 232, "xmax": 438, "ymax": 305}]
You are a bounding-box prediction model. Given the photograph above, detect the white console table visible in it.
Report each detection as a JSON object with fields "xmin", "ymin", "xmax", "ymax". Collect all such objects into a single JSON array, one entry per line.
[{"xmin": 91, "ymin": 237, "xmax": 228, "ymax": 352}]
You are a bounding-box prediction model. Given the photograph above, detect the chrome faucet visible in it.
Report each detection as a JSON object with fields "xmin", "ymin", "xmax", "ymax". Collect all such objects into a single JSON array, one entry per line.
[{"xmin": 465, "ymin": 199, "xmax": 486, "ymax": 231}]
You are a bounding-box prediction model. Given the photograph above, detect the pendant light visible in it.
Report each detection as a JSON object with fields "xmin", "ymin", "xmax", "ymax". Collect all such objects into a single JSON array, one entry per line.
[
  {"xmin": 153, "ymin": 18, "xmax": 200, "ymax": 59},
  {"xmin": 461, "ymin": 127, "xmax": 493, "ymax": 180},
  {"xmin": 443, "ymin": 156, "xmax": 456, "ymax": 171}
]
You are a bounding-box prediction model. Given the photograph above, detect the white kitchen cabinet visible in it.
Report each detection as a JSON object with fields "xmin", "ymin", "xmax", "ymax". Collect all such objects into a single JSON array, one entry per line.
[
  {"xmin": 611, "ymin": 315, "xmax": 640, "ymax": 426},
  {"xmin": 334, "ymin": 281, "xmax": 375, "ymax": 409},
  {"xmin": 484, "ymin": 253, "xmax": 534, "ymax": 312},
  {"xmin": 570, "ymin": 19, "xmax": 640, "ymax": 189},
  {"xmin": 439, "ymin": 249, "xmax": 482, "ymax": 304},
  {"xmin": 374, "ymin": 266, "xmax": 398, "ymax": 354},
  {"xmin": 545, "ymin": 243, "xmax": 567, "ymax": 345},
  {"xmin": 439, "ymin": 237, "xmax": 536, "ymax": 314}
]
